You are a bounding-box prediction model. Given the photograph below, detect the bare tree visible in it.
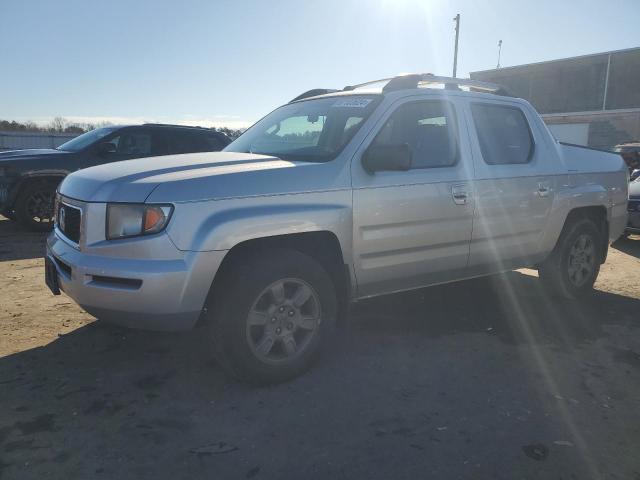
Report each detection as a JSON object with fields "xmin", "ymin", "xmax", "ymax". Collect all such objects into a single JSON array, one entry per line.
[{"xmin": 49, "ymin": 117, "xmax": 67, "ymax": 133}]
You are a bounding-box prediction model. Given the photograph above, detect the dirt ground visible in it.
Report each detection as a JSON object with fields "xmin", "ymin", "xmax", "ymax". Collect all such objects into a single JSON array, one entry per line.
[{"xmin": 1, "ymin": 215, "xmax": 639, "ymax": 479}]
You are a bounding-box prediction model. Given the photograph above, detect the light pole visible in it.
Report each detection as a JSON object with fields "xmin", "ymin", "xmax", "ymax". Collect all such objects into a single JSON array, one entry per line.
[{"xmin": 452, "ymin": 14, "xmax": 460, "ymax": 77}]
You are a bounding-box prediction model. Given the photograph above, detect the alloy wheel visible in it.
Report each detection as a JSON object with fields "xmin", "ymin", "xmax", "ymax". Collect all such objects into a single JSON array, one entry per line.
[
  {"xmin": 567, "ymin": 233, "xmax": 596, "ymax": 287},
  {"xmin": 245, "ymin": 278, "xmax": 321, "ymax": 364}
]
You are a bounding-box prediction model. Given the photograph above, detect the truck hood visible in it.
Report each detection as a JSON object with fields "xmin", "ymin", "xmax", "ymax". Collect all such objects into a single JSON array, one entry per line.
[
  {"xmin": 59, "ymin": 152, "xmax": 337, "ymax": 203},
  {"xmin": 0, "ymin": 148, "xmax": 70, "ymax": 164}
]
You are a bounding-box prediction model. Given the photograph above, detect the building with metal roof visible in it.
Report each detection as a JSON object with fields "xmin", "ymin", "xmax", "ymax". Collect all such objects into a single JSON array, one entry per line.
[{"xmin": 470, "ymin": 47, "xmax": 640, "ymax": 150}]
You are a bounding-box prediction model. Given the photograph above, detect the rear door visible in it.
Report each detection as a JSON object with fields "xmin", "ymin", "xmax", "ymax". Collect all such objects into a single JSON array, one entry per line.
[
  {"xmin": 351, "ymin": 96, "xmax": 475, "ymax": 298},
  {"xmin": 466, "ymin": 101, "xmax": 559, "ymax": 273}
]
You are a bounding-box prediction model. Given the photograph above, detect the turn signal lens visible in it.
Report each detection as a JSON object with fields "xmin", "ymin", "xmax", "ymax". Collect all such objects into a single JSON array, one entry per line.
[
  {"xmin": 106, "ymin": 203, "xmax": 173, "ymax": 240},
  {"xmin": 143, "ymin": 206, "xmax": 167, "ymax": 233}
]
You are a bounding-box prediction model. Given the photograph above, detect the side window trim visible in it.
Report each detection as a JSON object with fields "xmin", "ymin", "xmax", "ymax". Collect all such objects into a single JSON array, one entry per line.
[
  {"xmin": 371, "ymin": 99, "xmax": 461, "ymax": 171},
  {"xmin": 470, "ymin": 102, "xmax": 536, "ymax": 166}
]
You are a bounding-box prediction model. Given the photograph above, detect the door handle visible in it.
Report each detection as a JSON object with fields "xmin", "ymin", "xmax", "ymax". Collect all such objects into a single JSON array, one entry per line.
[
  {"xmin": 451, "ymin": 185, "xmax": 469, "ymax": 205},
  {"xmin": 537, "ymin": 182, "xmax": 550, "ymax": 198}
]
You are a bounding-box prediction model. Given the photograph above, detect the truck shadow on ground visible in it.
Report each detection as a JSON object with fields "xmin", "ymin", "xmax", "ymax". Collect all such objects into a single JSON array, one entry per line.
[
  {"xmin": 1, "ymin": 271, "xmax": 638, "ymax": 478},
  {"xmin": 611, "ymin": 235, "xmax": 640, "ymax": 258},
  {"xmin": 0, "ymin": 217, "xmax": 48, "ymax": 262},
  {"xmin": 1, "ymin": 272, "xmax": 637, "ymax": 395},
  {"xmin": 348, "ymin": 271, "xmax": 638, "ymax": 346}
]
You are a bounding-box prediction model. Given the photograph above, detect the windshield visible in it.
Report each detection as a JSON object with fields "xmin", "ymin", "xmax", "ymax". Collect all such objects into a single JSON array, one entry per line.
[
  {"xmin": 57, "ymin": 127, "xmax": 118, "ymax": 152},
  {"xmin": 224, "ymin": 95, "xmax": 380, "ymax": 162}
]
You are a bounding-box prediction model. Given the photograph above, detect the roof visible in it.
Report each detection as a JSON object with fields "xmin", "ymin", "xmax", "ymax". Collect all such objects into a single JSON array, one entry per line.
[
  {"xmin": 471, "ymin": 46, "xmax": 640, "ymax": 75},
  {"xmin": 142, "ymin": 123, "xmax": 220, "ymax": 131},
  {"xmin": 96, "ymin": 123, "xmax": 220, "ymax": 131}
]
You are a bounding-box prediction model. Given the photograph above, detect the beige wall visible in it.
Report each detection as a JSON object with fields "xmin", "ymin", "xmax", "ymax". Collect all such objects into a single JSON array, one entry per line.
[{"xmin": 543, "ymin": 110, "xmax": 640, "ymax": 150}]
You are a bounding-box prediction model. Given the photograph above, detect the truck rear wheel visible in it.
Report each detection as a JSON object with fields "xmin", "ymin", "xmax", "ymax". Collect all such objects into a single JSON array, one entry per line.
[
  {"xmin": 206, "ymin": 248, "xmax": 337, "ymax": 385},
  {"xmin": 538, "ymin": 216, "xmax": 603, "ymax": 299}
]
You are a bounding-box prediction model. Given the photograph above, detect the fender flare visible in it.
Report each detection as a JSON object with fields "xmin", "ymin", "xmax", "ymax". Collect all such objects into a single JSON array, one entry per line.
[
  {"xmin": 172, "ymin": 202, "xmax": 353, "ymax": 263},
  {"xmin": 538, "ymin": 183, "xmax": 610, "ymax": 262}
]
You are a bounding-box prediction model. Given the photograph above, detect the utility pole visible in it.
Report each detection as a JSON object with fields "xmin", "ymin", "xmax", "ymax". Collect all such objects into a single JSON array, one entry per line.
[
  {"xmin": 497, "ymin": 40, "xmax": 503, "ymax": 69},
  {"xmin": 452, "ymin": 14, "xmax": 460, "ymax": 77}
]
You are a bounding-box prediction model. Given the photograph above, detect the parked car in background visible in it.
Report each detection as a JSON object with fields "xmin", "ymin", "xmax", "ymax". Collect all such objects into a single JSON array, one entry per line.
[
  {"xmin": 614, "ymin": 142, "xmax": 640, "ymax": 181},
  {"xmin": 0, "ymin": 124, "xmax": 230, "ymax": 230},
  {"xmin": 627, "ymin": 176, "xmax": 640, "ymax": 236},
  {"xmin": 46, "ymin": 74, "xmax": 628, "ymax": 384}
]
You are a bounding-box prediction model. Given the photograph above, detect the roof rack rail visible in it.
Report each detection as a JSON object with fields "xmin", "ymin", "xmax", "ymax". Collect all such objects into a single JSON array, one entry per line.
[
  {"xmin": 289, "ymin": 74, "xmax": 511, "ymax": 103},
  {"xmin": 290, "ymin": 89, "xmax": 339, "ymax": 103},
  {"xmin": 345, "ymin": 73, "xmax": 511, "ymax": 96},
  {"xmin": 343, "ymin": 77, "xmax": 395, "ymax": 91},
  {"xmin": 385, "ymin": 73, "xmax": 511, "ymax": 95}
]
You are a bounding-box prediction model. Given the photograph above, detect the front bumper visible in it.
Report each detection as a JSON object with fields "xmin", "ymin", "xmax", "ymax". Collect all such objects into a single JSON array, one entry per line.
[
  {"xmin": 626, "ymin": 212, "xmax": 640, "ymax": 234},
  {"xmin": 46, "ymin": 230, "xmax": 227, "ymax": 331}
]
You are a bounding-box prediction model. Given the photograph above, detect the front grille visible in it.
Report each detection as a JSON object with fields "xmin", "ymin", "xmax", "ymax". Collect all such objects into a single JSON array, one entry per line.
[
  {"xmin": 0, "ymin": 183, "xmax": 9, "ymax": 204},
  {"xmin": 58, "ymin": 203, "xmax": 81, "ymax": 244}
]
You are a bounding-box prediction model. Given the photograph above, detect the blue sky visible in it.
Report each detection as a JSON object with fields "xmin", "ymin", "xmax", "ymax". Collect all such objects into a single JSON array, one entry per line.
[{"xmin": 0, "ymin": 0, "xmax": 638, "ymax": 128}]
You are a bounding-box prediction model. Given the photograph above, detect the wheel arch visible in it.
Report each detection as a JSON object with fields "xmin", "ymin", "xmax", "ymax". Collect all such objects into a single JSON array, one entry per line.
[
  {"xmin": 7, "ymin": 172, "xmax": 67, "ymax": 209},
  {"xmin": 555, "ymin": 205, "xmax": 609, "ymax": 264},
  {"xmin": 198, "ymin": 230, "xmax": 352, "ymax": 328}
]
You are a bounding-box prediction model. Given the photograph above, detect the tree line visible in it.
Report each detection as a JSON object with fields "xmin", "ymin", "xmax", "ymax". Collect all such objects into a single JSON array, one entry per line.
[{"xmin": 0, "ymin": 117, "xmax": 245, "ymax": 139}]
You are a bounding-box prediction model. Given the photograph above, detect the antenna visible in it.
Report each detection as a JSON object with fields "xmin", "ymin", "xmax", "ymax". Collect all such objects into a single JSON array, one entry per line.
[
  {"xmin": 497, "ymin": 40, "xmax": 503, "ymax": 69},
  {"xmin": 452, "ymin": 14, "xmax": 460, "ymax": 77}
]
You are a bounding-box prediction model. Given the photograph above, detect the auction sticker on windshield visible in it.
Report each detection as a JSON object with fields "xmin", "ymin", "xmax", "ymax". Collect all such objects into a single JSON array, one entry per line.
[{"xmin": 332, "ymin": 98, "xmax": 373, "ymax": 108}]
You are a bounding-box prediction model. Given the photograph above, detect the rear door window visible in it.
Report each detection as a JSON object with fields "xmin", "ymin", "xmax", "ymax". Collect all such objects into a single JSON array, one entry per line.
[
  {"xmin": 203, "ymin": 133, "xmax": 228, "ymax": 151},
  {"xmin": 166, "ymin": 130, "xmax": 226, "ymax": 154},
  {"xmin": 471, "ymin": 104, "xmax": 533, "ymax": 165}
]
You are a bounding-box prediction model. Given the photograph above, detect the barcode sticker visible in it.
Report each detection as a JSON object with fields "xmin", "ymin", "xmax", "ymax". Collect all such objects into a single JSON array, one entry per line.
[{"xmin": 332, "ymin": 98, "xmax": 373, "ymax": 108}]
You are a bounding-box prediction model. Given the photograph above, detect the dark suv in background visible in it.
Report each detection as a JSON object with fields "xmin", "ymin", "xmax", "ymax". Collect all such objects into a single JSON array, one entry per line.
[{"xmin": 0, "ymin": 124, "xmax": 230, "ymax": 230}]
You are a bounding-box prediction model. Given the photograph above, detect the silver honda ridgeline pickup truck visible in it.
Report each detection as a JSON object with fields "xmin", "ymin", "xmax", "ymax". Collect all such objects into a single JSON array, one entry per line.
[{"xmin": 46, "ymin": 74, "xmax": 628, "ymax": 384}]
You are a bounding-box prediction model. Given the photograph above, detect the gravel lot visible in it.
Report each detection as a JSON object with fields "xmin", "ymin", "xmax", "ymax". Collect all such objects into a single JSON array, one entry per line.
[{"xmin": 1, "ymin": 215, "xmax": 639, "ymax": 479}]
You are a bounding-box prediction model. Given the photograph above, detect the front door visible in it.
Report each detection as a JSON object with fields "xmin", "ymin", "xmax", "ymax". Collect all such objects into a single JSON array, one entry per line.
[{"xmin": 352, "ymin": 97, "xmax": 475, "ymax": 298}]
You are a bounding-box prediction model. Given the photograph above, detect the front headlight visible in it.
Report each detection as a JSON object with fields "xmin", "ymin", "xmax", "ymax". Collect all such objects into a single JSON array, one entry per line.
[{"xmin": 106, "ymin": 203, "xmax": 173, "ymax": 240}]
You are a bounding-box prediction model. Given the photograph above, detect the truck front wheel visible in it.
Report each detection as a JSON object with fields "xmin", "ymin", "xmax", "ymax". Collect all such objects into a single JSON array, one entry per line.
[
  {"xmin": 206, "ymin": 248, "xmax": 337, "ymax": 385},
  {"xmin": 538, "ymin": 216, "xmax": 604, "ymax": 299},
  {"xmin": 14, "ymin": 180, "xmax": 58, "ymax": 231}
]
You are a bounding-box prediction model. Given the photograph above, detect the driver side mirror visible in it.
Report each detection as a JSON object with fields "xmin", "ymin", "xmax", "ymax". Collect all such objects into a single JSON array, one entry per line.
[
  {"xmin": 362, "ymin": 143, "xmax": 412, "ymax": 173},
  {"xmin": 97, "ymin": 142, "xmax": 116, "ymax": 155}
]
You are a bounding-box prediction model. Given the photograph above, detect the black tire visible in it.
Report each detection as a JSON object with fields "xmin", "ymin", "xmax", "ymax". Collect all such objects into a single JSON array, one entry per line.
[
  {"xmin": 14, "ymin": 180, "xmax": 58, "ymax": 232},
  {"xmin": 205, "ymin": 248, "xmax": 337, "ymax": 385},
  {"xmin": 1, "ymin": 208, "xmax": 16, "ymax": 221},
  {"xmin": 538, "ymin": 216, "xmax": 604, "ymax": 299}
]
